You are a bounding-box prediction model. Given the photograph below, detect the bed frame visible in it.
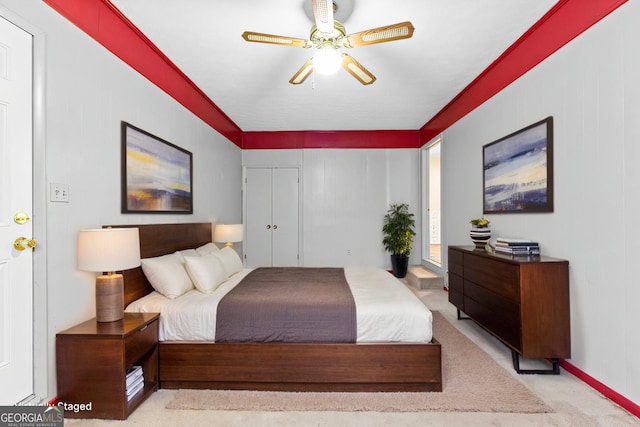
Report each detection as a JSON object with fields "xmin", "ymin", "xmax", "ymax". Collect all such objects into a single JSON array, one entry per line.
[{"xmin": 112, "ymin": 223, "xmax": 442, "ymax": 392}]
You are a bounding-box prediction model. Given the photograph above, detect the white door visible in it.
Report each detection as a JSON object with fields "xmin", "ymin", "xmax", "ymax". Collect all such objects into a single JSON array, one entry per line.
[
  {"xmin": 244, "ymin": 167, "xmax": 299, "ymax": 267},
  {"xmin": 245, "ymin": 168, "xmax": 273, "ymax": 267},
  {"xmin": 0, "ymin": 17, "xmax": 34, "ymax": 404},
  {"xmin": 421, "ymin": 137, "xmax": 443, "ymax": 272},
  {"xmin": 271, "ymin": 168, "xmax": 299, "ymax": 266}
]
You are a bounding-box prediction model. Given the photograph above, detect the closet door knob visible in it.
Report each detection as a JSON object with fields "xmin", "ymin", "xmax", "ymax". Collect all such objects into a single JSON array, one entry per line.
[
  {"xmin": 273, "ymin": 225, "xmax": 278, "ymax": 230},
  {"xmin": 266, "ymin": 225, "xmax": 271, "ymax": 229}
]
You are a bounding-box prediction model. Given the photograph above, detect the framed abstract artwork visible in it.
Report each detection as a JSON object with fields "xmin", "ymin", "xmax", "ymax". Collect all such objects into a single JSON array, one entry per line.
[
  {"xmin": 483, "ymin": 117, "xmax": 553, "ymax": 214},
  {"xmin": 121, "ymin": 122, "xmax": 193, "ymax": 213}
]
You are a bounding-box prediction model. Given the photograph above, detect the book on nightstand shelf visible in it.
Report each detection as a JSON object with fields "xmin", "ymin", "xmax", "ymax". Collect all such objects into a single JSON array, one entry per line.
[
  {"xmin": 495, "ymin": 238, "xmax": 540, "ymax": 255},
  {"xmin": 126, "ymin": 378, "xmax": 144, "ymax": 401},
  {"xmin": 126, "ymin": 365, "xmax": 144, "ymax": 401}
]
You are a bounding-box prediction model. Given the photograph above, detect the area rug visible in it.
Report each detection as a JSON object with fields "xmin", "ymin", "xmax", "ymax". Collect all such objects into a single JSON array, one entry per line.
[{"xmin": 166, "ymin": 312, "xmax": 552, "ymax": 413}]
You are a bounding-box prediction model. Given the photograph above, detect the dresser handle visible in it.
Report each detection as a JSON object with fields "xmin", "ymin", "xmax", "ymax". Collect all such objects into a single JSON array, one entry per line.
[{"xmin": 139, "ymin": 325, "xmax": 148, "ymax": 332}]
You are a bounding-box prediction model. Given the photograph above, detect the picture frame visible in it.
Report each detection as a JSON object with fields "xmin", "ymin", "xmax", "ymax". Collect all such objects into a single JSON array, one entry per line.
[
  {"xmin": 121, "ymin": 121, "xmax": 193, "ymax": 213},
  {"xmin": 483, "ymin": 117, "xmax": 553, "ymax": 214}
]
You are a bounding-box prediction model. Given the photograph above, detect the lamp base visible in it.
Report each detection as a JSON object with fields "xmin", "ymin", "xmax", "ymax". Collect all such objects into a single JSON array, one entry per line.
[{"xmin": 96, "ymin": 274, "xmax": 124, "ymax": 322}]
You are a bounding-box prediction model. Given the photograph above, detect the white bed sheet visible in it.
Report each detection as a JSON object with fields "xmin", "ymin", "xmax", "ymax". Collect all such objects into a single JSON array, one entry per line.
[{"xmin": 125, "ymin": 268, "xmax": 432, "ymax": 343}]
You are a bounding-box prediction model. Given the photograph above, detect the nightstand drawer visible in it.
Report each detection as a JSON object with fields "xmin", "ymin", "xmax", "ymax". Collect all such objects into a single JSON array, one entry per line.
[{"xmin": 125, "ymin": 319, "xmax": 158, "ymax": 367}]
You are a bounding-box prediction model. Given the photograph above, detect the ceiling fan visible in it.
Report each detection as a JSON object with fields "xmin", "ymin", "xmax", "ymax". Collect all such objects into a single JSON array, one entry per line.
[{"xmin": 241, "ymin": 0, "xmax": 415, "ymax": 85}]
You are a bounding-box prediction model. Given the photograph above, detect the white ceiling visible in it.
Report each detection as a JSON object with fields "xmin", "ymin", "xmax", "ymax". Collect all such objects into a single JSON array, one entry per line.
[{"xmin": 109, "ymin": 0, "xmax": 557, "ymax": 132}]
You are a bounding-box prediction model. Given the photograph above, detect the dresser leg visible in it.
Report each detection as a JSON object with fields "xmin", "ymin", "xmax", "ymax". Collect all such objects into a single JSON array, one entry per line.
[
  {"xmin": 456, "ymin": 309, "xmax": 471, "ymax": 320},
  {"xmin": 511, "ymin": 350, "xmax": 560, "ymax": 375}
]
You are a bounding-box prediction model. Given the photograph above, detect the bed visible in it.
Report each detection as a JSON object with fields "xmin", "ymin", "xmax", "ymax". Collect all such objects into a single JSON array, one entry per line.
[{"xmin": 113, "ymin": 222, "xmax": 442, "ymax": 392}]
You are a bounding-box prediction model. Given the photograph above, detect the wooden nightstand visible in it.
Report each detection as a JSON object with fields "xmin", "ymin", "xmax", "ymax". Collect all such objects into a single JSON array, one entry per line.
[{"xmin": 56, "ymin": 312, "xmax": 160, "ymax": 419}]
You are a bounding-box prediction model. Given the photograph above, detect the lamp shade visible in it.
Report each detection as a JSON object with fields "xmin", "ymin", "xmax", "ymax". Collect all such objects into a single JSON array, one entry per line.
[
  {"xmin": 77, "ymin": 228, "xmax": 141, "ymax": 272},
  {"xmin": 213, "ymin": 224, "xmax": 243, "ymax": 244}
]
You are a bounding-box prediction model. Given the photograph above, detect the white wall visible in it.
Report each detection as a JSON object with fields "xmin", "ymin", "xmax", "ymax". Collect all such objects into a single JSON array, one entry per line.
[
  {"xmin": 0, "ymin": 1, "xmax": 242, "ymax": 400},
  {"xmin": 441, "ymin": 1, "xmax": 639, "ymax": 405},
  {"xmin": 243, "ymin": 149, "xmax": 421, "ymax": 268}
]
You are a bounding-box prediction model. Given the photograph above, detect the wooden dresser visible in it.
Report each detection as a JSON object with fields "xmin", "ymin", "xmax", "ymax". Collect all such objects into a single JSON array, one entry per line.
[{"xmin": 448, "ymin": 246, "xmax": 570, "ymax": 374}]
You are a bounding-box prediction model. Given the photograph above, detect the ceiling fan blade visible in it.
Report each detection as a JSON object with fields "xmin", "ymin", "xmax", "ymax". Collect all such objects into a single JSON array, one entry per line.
[
  {"xmin": 289, "ymin": 58, "xmax": 314, "ymax": 84},
  {"xmin": 242, "ymin": 31, "xmax": 311, "ymax": 48},
  {"xmin": 312, "ymin": 0, "xmax": 334, "ymax": 33},
  {"xmin": 346, "ymin": 21, "xmax": 415, "ymax": 47},
  {"xmin": 341, "ymin": 53, "xmax": 376, "ymax": 85}
]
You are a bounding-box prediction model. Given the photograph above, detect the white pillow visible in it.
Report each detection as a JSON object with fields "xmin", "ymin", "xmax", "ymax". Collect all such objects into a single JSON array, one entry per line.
[
  {"xmin": 212, "ymin": 247, "xmax": 243, "ymax": 277},
  {"xmin": 174, "ymin": 249, "xmax": 198, "ymax": 264},
  {"xmin": 140, "ymin": 253, "xmax": 193, "ymax": 299},
  {"xmin": 184, "ymin": 254, "xmax": 227, "ymax": 293},
  {"xmin": 196, "ymin": 242, "xmax": 220, "ymax": 256}
]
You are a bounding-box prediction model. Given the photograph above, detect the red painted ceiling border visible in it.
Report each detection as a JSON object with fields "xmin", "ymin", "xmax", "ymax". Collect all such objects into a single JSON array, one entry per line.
[
  {"xmin": 419, "ymin": 0, "xmax": 628, "ymax": 143},
  {"xmin": 242, "ymin": 130, "xmax": 420, "ymax": 150},
  {"xmin": 42, "ymin": 0, "xmax": 626, "ymax": 149},
  {"xmin": 42, "ymin": 0, "xmax": 243, "ymax": 147}
]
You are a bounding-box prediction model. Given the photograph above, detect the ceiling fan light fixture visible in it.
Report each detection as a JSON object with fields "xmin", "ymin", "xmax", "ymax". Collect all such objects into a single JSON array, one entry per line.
[
  {"xmin": 313, "ymin": 48, "xmax": 342, "ymax": 75},
  {"xmin": 242, "ymin": 2, "xmax": 414, "ymax": 85}
]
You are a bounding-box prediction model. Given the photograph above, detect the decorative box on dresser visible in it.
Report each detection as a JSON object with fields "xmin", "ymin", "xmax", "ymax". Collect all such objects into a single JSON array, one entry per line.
[
  {"xmin": 448, "ymin": 246, "xmax": 570, "ymax": 374},
  {"xmin": 56, "ymin": 312, "xmax": 159, "ymax": 419}
]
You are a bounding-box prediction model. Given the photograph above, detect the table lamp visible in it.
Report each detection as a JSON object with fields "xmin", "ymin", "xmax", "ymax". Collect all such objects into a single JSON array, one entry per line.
[
  {"xmin": 213, "ymin": 224, "xmax": 243, "ymax": 247},
  {"xmin": 77, "ymin": 228, "xmax": 141, "ymax": 322}
]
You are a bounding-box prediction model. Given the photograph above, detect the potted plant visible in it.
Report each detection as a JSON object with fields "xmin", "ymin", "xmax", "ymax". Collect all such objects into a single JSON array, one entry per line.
[{"xmin": 382, "ymin": 203, "xmax": 416, "ymax": 278}]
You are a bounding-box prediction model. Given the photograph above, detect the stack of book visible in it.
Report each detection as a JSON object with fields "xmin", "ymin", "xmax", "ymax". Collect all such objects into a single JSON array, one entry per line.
[
  {"xmin": 495, "ymin": 238, "xmax": 540, "ymax": 256},
  {"xmin": 125, "ymin": 365, "xmax": 144, "ymax": 401}
]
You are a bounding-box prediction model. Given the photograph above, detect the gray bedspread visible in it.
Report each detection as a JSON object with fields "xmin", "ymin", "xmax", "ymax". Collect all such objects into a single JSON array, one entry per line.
[{"xmin": 215, "ymin": 267, "xmax": 357, "ymax": 343}]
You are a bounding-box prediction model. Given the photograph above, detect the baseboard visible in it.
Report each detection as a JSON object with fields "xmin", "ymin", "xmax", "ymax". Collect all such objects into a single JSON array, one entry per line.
[{"xmin": 560, "ymin": 359, "xmax": 640, "ymax": 418}]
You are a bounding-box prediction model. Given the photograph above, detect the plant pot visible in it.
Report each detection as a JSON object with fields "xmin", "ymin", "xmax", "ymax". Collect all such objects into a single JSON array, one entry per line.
[
  {"xmin": 470, "ymin": 227, "xmax": 491, "ymax": 250},
  {"xmin": 390, "ymin": 254, "xmax": 409, "ymax": 278}
]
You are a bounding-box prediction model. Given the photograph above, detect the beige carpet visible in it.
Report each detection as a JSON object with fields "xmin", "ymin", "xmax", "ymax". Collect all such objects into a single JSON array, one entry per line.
[{"xmin": 166, "ymin": 312, "xmax": 552, "ymax": 413}]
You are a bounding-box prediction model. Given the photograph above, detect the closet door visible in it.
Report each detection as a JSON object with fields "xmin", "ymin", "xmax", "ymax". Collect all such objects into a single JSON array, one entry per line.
[
  {"xmin": 244, "ymin": 167, "xmax": 299, "ymax": 267},
  {"xmin": 245, "ymin": 168, "xmax": 273, "ymax": 267},
  {"xmin": 272, "ymin": 168, "xmax": 299, "ymax": 266}
]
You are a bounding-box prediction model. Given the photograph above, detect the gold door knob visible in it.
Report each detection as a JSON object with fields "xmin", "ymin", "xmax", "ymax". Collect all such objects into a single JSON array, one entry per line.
[
  {"xmin": 273, "ymin": 225, "xmax": 278, "ymax": 229},
  {"xmin": 14, "ymin": 237, "xmax": 37, "ymax": 251},
  {"xmin": 266, "ymin": 225, "xmax": 271, "ymax": 229}
]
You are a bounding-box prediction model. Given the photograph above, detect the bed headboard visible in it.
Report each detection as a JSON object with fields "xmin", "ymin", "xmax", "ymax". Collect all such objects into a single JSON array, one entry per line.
[{"xmin": 105, "ymin": 223, "xmax": 212, "ymax": 308}]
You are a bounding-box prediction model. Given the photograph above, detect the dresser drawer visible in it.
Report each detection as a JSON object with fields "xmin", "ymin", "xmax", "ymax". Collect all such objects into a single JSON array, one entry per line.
[
  {"xmin": 464, "ymin": 280, "xmax": 521, "ymax": 350},
  {"xmin": 448, "ymin": 272, "xmax": 464, "ymax": 310},
  {"xmin": 463, "ymin": 254, "xmax": 520, "ymax": 302},
  {"xmin": 464, "ymin": 280, "xmax": 520, "ymax": 317},
  {"xmin": 448, "ymin": 272, "xmax": 463, "ymax": 293},
  {"xmin": 448, "ymin": 248, "xmax": 463, "ymax": 275},
  {"xmin": 125, "ymin": 319, "xmax": 158, "ymax": 367},
  {"xmin": 464, "ymin": 295, "xmax": 522, "ymax": 351},
  {"xmin": 449, "ymin": 288, "xmax": 464, "ymax": 311}
]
